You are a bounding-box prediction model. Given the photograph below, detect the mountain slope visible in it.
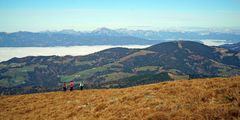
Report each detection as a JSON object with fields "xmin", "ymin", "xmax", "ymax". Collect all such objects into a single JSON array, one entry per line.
[
  {"xmin": 0, "ymin": 31, "xmax": 161, "ymax": 47},
  {"xmin": 221, "ymin": 42, "xmax": 240, "ymax": 52},
  {"xmin": 0, "ymin": 76, "xmax": 239, "ymax": 120},
  {"xmin": 0, "ymin": 41, "xmax": 240, "ymax": 95}
]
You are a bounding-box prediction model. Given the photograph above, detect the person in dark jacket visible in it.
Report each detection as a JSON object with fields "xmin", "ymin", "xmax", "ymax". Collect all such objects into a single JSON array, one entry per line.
[{"xmin": 63, "ymin": 82, "xmax": 67, "ymax": 91}]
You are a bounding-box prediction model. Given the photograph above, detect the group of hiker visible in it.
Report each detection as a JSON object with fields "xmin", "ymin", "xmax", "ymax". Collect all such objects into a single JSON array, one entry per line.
[{"xmin": 63, "ymin": 81, "xmax": 84, "ymax": 91}]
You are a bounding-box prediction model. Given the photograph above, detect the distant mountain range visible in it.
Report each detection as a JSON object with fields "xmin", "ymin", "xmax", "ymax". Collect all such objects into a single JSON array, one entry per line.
[
  {"xmin": 0, "ymin": 28, "xmax": 240, "ymax": 47},
  {"xmin": 220, "ymin": 42, "xmax": 240, "ymax": 52},
  {"xmin": 0, "ymin": 41, "xmax": 240, "ymax": 95}
]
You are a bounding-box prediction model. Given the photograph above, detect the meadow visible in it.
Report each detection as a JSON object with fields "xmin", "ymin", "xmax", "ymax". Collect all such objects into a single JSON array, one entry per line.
[{"xmin": 0, "ymin": 76, "xmax": 239, "ymax": 120}]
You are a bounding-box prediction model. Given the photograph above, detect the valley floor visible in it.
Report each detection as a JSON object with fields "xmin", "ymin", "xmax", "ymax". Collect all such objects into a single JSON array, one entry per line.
[{"xmin": 0, "ymin": 76, "xmax": 240, "ymax": 120}]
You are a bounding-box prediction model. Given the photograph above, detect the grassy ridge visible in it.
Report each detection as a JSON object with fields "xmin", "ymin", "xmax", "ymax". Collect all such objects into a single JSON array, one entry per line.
[
  {"xmin": 1, "ymin": 41, "xmax": 240, "ymax": 95},
  {"xmin": 0, "ymin": 76, "xmax": 240, "ymax": 120}
]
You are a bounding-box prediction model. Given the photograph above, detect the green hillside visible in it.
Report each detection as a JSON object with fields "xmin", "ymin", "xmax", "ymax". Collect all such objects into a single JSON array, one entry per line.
[{"xmin": 0, "ymin": 41, "xmax": 240, "ymax": 95}]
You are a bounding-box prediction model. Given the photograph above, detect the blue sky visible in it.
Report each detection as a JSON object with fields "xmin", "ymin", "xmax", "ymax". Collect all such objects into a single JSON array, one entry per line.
[{"xmin": 0, "ymin": 0, "xmax": 240, "ymax": 32}]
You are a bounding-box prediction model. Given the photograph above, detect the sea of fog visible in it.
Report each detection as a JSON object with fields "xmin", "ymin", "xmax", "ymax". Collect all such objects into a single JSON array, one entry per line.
[
  {"xmin": 0, "ymin": 40, "xmax": 232, "ymax": 62},
  {"xmin": 200, "ymin": 39, "xmax": 230, "ymax": 46},
  {"xmin": 0, "ymin": 45, "xmax": 150, "ymax": 62}
]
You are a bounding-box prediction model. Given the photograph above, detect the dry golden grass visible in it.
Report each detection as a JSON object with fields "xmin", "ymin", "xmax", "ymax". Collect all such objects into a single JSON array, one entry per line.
[{"xmin": 0, "ymin": 76, "xmax": 240, "ymax": 120}]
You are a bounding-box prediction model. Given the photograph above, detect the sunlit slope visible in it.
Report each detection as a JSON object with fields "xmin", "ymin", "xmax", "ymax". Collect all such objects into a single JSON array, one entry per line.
[
  {"xmin": 1, "ymin": 41, "xmax": 240, "ymax": 95},
  {"xmin": 0, "ymin": 76, "xmax": 240, "ymax": 120}
]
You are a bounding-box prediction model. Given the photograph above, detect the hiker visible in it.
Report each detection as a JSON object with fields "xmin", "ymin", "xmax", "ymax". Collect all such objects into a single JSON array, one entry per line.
[
  {"xmin": 63, "ymin": 82, "xmax": 67, "ymax": 91},
  {"xmin": 79, "ymin": 81, "xmax": 84, "ymax": 90},
  {"xmin": 70, "ymin": 81, "xmax": 74, "ymax": 91}
]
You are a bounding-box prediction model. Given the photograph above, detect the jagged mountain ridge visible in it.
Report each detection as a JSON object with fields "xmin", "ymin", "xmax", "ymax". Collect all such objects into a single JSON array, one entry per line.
[{"xmin": 1, "ymin": 28, "xmax": 240, "ymax": 47}]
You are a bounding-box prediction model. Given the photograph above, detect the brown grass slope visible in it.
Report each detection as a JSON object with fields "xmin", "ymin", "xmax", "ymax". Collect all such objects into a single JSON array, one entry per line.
[{"xmin": 0, "ymin": 76, "xmax": 240, "ymax": 120}]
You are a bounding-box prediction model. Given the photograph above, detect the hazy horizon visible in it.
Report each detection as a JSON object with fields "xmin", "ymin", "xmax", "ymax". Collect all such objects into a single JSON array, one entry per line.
[
  {"xmin": 1, "ymin": 27, "xmax": 240, "ymax": 34},
  {"xmin": 1, "ymin": 0, "xmax": 240, "ymax": 32}
]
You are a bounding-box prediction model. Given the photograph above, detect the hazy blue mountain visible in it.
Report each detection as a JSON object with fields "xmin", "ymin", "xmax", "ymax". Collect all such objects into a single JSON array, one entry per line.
[
  {"xmin": 0, "ymin": 31, "xmax": 160, "ymax": 47},
  {"xmin": 118, "ymin": 30, "xmax": 240, "ymax": 43},
  {"xmin": 0, "ymin": 28, "xmax": 240, "ymax": 47}
]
